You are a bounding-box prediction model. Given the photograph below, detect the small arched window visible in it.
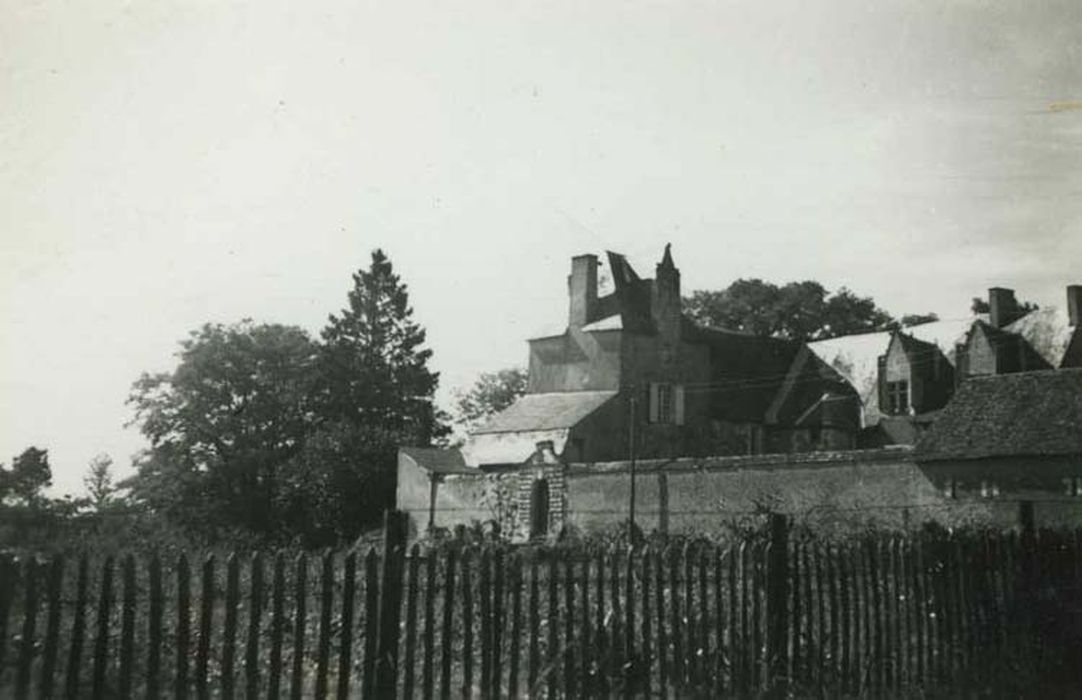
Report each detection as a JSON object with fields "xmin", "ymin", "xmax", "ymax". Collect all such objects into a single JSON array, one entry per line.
[{"xmin": 529, "ymin": 478, "xmax": 550, "ymax": 538}]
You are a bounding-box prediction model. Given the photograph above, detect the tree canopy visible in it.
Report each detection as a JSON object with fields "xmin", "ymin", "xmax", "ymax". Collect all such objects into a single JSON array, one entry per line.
[
  {"xmin": 453, "ymin": 367, "xmax": 528, "ymax": 433},
  {"xmin": 684, "ymin": 279, "xmax": 935, "ymax": 340},
  {"xmin": 125, "ymin": 249, "xmax": 446, "ymax": 545},
  {"xmin": 0, "ymin": 447, "xmax": 52, "ymax": 507}
]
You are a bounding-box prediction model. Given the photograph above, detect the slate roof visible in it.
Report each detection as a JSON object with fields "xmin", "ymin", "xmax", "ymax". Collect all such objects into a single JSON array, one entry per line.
[
  {"xmin": 808, "ymin": 317, "xmax": 979, "ymax": 418},
  {"xmin": 916, "ymin": 369, "xmax": 1082, "ymax": 461},
  {"xmin": 471, "ymin": 390, "xmax": 619, "ymax": 434},
  {"xmin": 399, "ymin": 447, "xmax": 474, "ymax": 474},
  {"xmin": 1004, "ymin": 306, "xmax": 1079, "ymax": 368}
]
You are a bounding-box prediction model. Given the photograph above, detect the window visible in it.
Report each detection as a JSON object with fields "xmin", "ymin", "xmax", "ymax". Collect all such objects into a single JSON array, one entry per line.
[
  {"xmin": 529, "ymin": 478, "xmax": 550, "ymax": 538},
  {"xmin": 980, "ymin": 480, "xmax": 1000, "ymax": 499},
  {"xmin": 1065, "ymin": 477, "xmax": 1081, "ymax": 497},
  {"xmin": 657, "ymin": 383, "xmax": 673, "ymax": 423},
  {"xmin": 648, "ymin": 383, "xmax": 685, "ymax": 425},
  {"xmin": 886, "ymin": 380, "xmax": 909, "ymax": 415},
  {"xmin": 944, "ymin": 478, "xmax": 958, "ymax": 500}
]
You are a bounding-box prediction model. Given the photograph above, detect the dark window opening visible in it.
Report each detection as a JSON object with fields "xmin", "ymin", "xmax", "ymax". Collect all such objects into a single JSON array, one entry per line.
[
  {"xmin": 529, "ymin": 478, "xmax": 550, "ymax": 538},
  {"xmin": 886, "ymin": 380, "xmax": 909, "ymax": 415}
]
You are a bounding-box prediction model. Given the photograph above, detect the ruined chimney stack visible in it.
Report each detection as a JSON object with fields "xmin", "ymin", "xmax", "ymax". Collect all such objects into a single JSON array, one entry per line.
[
  {"xmin": 568, "ymin": 254, "xmax": 599, "ymax": 328},
  {"xmin": 988, "ymin": 287, "xmax": 1019, "ymax": 328},
  {"xmin": 1068, "ymin": 285, "xmax": 1082, "ymax": 327}
]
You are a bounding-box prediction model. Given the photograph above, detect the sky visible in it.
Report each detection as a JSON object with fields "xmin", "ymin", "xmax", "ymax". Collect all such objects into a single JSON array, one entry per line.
[{"xmin": 2, "ymin": 0, "xmax": 1081, "ymax": 494}]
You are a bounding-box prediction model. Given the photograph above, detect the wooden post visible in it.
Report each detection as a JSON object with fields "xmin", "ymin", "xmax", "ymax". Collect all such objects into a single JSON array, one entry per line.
[
  {"xmin": 315, "ymin": 553, "xmax": 334, "ymax": 699},
  {"xmin": 362, "ymin": 549, "xmax": 380, "ymax": 700},
  {"xmin": 64, "ymin": 555, "xmax": 90, "ymax": 700},
  {"xmin": 402, "ymin": 546, "xmax": 419, "ymax": 700},
  {"xmin": 40, "ymin": 557, "xmax": 64, "ymax": 700},
  {"xmin": 0, "ymin": 555, "xmax": 15, "ymax": 677},
  {"xmin": 375, "ymin": 510, "xmax": 408, "ymax": 698},
  {"xmin": 765, "ymin": 513, "xmax": 790, "ymax": 690},
  {"xmin": 439, "ymin": 548, "xmax": 456, "ymax": 700},
  {"xmin": 269, "ymin": 554, "xmax": 286, "ymax": 700},
  {"xmin": 423, "ymin": 552, "xmax": 437, "ymax": 700},
  {"xmin": 222, "ymin": 554, "xmax": 239, "ymax": 699},
  {"xmin": 290, "ymin": 554, "xmax": 308, "ymax": 700},
  {"xmin": 118, "ymin": 555, "xmax": 136, "ymax": 700},
  {"xmin": 508, "ymin": 554, "xmax": 523, "ymax": 699},
  {"xmin": 90, "ymin": 556, "xmax": 114, "ymax": 700},
  {"xmin": 177, "ymin": 554, "xmax": 192, "ymax": 700},
  {"xmin": 246, "ymin": 553, "xmax": 264, "ymax": 700},
  {"xmin": 196, "ymin": 556, "xmax": 215, "ymax": 700},
  {"xmin": 463, "ymin": 549, "xmax": 476, "ymax": 699},
  {"xmin": 148, "ymin": 554, "xmax": 163, "ymax": 699},
  {"xmin": 16, "ymin": 557, "xmax": 39, "ymax": 700}
]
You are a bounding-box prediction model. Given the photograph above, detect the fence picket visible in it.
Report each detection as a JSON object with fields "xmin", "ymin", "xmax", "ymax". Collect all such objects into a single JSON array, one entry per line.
[
  {"xmin": 403, "ymin": 547, "xmax": 419, "ymax": 700},
  {"xmin": 177, "ymin": 554, "xmax": 192, "ymax": 700},
  {"xmin": 148, "ymin": 555, "xmax": 163, "ymax": 699},
  {"xmin": 196, "ymin": 556, "xmax": 214, "ymax": 700},
  {"xmin": 335, "ymin": 549, "xmax": 357, "ymax": 700},
  {"xmin": 64, "ymin": 555, "xmax": 90, "ymax": 700},
  {"xmin": 838, "ymin": 543, "xmax": 851, "ymax": 695},
  {"xmin": 40, "ymin": 557, "xmax": 64, "ymax": 700},
  {"xmin": 712, "ymin": 547, "xmax": 725, "ymax": 696},
  {"xmin": 544, "ymin": 550, "xmax": 556, "ymax": 700},
  {"xmin": 479, "ymin": 548, "xmax": 492, "ymax": 700},
  {"xmin": 363, "ymin": 549, "xmax": 380, "ymax": 700},
  {"xmin": 291, "ymin": 553, "xmax": 309, "ymax": 700},
  {"xmin": 221, "ymin": 554, "xmax": 239, "ymax": 699},
  {"xmin": 463, "ymin": 549, "xmax": 476, "ymax": 699},
  {"xmin": 245, "ymin": 554, "xmax": 263, "ymax": 700},
  {"xmin": 90, "ymin": 556, "xmax": 114, "ymax": 700},
  {"xmin": 492, "ymin": 549, "xmax": 505, "ymax": 699},
  {"xmin": 827, "ymin": 543, "xmax": 841, "ymax": 692},
  {"xmin": 641, "ymin": 551, "xmax": 653, "ymax": 697},
  {"xmin": 117, "ymin": 555, "xmax": 135, "ymax": 700},
  {"xmin": 655, "ymin": 548, "xmax": 669, "ymax": 697},
  {"xmin": 526, "ymin": 554, "xmax": 539, "ymax": 697},
  {"xmin": 508, "ymin": 554, "xmax": 523, "ymax": 699},
  {"xmin": 0, "ymin": 555, "xmax": 15, "ymax": 678},
  {"xmin": 16, "ymin": 558, "xmax": 39, "ymax": 699},
  {"xmin": 423, "ymin": 552, "xmax": 437, "ymax": 700},
  {"xmin": 563, "ymin": 555, "xmax": 576, "ymax": 698},
  {"xmin": 669, "ymin": 546, "xmax": 684, "ymax": 689},
  {"xmin": 269, "ymin": 554, "xmax": 285, "ymax": 700},
  {"xmin": 314, "ymin": 553, "xmax": 333, "ymax": 699}
]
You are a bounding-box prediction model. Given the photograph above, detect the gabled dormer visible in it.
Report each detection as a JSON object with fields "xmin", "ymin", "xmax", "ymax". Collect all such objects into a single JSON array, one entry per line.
[{"xmin": 877, "ymin": 330, "xmax": 954, "ymax": 416}]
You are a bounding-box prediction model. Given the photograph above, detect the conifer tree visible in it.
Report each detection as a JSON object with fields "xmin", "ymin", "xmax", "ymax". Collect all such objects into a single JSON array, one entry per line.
[{"xmin": 282, "ymin": 249, "xmax": 447, "ymax": 540}]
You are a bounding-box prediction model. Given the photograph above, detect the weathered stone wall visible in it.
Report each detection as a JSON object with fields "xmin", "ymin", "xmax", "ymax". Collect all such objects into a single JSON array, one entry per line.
[
  {"xmin": 405, "ymin": 449, "xmax": 1082, "ymax": 543},
  {"xmin": 563, "ymin": 449, "xmax": 1031, "ymax": 537}
]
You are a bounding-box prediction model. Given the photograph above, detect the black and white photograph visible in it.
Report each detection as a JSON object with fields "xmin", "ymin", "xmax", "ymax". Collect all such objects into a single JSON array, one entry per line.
[{"xmin": 3, "ymin": 1, "xmax": 1081, "ymax": 696}]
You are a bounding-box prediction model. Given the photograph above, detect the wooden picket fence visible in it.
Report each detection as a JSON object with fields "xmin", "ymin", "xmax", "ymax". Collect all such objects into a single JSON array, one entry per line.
[{"xmin": 4, "ymin": 515, "xmax": 1082, "ymax": 697}]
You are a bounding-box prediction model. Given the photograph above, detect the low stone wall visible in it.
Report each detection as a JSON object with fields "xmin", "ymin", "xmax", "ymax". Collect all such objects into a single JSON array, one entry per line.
[
  {"xmin": 402, "ymin": 447, "xmax": 1078, "ymax": 541},
  {"xmin": 564, "ymin": 448, "xmax": 1007, "ymax": 537}
]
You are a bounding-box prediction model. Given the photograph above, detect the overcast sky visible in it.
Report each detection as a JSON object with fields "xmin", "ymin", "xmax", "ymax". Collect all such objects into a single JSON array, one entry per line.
[{"xmin": 3, "ymin": 0, "xmax": 1081, "ymax": 494}]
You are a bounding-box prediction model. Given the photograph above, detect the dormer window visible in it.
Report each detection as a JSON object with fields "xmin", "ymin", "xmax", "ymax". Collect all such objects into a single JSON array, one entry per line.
[{"xmin": 886, "ymin": 380, "xmax": 909, "ymax": 415}]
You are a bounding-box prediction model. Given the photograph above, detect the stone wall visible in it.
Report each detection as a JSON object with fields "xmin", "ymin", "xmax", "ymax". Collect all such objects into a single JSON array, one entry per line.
[
  {"xmin": 402, "ymin": 448, "xmax": 1082, "ymax": 542},
  {"xmin": 562, "ymin": 449, "xmax": 1043, "ymax": 537}
]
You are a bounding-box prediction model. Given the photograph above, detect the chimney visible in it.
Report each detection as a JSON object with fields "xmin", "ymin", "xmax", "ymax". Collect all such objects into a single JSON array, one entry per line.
[
  {"xmin": 568, "ymin": 254, "xmax": 598, "ymax": 328},
  {"xmin": 988, "ymin": 287, "xmax": 1019, "ymax": 328},
  {"xmin": 652, "ymin": 243, "xmax": 681, "ymax": 338},
  {"xmin": 1069, "ymin": 285, "xmax": 1082, "ymax": 327}
]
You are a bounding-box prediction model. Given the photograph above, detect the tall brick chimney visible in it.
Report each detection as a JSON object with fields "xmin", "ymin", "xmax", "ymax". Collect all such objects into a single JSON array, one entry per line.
[
  {"xmin": 1068, "ymin": 284, "xmax": 1082, "ymax": 327},
  {"xmin": 988, "ymin": 287, "xmax": 1019, "ymax": 328},
  {"xmin": 568, "ymin": 254, "xmax": 598, "ymax": 328}
]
